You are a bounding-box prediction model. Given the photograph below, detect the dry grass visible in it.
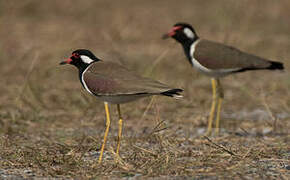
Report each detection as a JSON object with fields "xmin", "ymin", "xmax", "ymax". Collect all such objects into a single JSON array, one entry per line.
[{"xmin": 0, "ymin": 0, "xmax": 289, "ymax": 179}]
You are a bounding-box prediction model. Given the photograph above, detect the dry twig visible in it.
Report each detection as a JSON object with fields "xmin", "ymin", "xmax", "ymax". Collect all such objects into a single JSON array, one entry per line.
[{"xmin": 204, "ymin": 136, "xmax": 237, "ymax": 156}]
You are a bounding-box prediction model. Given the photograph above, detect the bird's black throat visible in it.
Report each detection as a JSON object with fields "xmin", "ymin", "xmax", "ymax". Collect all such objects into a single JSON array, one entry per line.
[{"xmin": 181, "ymin": 40, "xmax": 195, "ymax": 66}]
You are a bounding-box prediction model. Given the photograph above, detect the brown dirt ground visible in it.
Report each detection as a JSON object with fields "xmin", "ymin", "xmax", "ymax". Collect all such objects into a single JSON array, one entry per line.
[{"xmin": 0, "ymin": 0, "xmax": 289, "ymax": 179}]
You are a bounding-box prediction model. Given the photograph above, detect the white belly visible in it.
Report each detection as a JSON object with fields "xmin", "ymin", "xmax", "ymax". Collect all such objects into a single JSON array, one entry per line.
[
  {"xmin": 192, "ymin": 64, "xmax": 237, "ymax": 78},
  {"xmin": 96, "ymin": 94, "xmax": 152, "ymax": 104}
]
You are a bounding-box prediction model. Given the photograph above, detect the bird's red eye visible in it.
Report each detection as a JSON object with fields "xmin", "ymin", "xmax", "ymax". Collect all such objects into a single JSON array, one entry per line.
[{"xmin": 72, "ymin": 53, "xmax": 80, "ymax": 58}]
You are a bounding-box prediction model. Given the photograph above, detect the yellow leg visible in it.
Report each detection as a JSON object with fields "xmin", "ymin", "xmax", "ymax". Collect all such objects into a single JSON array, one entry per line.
[
  {"xmin": 206, "ymin": 78, "xmax": 217, "ymax": 135},
  {"xmin": 215, "ymin": 79, "xmax": 223, "ymax": 134},
  {"xmin": 98, "ymin": 102, "xmax": 111, "ymax": 164},
  {"xmin": 116, "ymin": 104, "xmax": 123, "ymax": 156},
  {"xmin": 215, "ymin": 98, "xmax": 223, "ymax": 134}
]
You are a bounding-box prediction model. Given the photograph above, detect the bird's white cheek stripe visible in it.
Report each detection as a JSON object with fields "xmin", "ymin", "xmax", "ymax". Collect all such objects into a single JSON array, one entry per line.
[
  {"xmin": 81, "ymin": 64, "xmax": 94, "ymax": 95},
  {"xmin": 80, "ymin": 55, "xmax": 94, "ymax": 64},
  {"xmin": 184, "ymin": 28, "xmax": 194, "ymax": 39}
]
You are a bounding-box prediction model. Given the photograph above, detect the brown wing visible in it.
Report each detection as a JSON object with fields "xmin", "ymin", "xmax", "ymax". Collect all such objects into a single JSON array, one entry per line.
[
  {"xmin": 194, "ymin": 39, "xmax": 271, "ymax": 70},
  {"xmin": 83, "ymin": 61, "xmax": 174, "ymax": 95}
]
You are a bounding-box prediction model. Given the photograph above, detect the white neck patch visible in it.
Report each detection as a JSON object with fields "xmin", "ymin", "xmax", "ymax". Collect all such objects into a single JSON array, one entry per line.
[
  {"xmin": 81, "ymin": 63, "xmax": 94, "ymax": 95},
  {"xmin": 183, "ymin": 28, "xmax": 194, "ymax": 39},
  {"xmin": 80, "ymin": 55, "xmax": 94, "ymax": 64}
]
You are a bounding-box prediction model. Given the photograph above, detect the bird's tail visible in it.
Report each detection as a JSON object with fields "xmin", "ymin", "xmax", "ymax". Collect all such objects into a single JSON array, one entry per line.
[
  {"xmin": 267, "ymin": 61, "xmax": 284, "ymax": 70},
  {"xmin": 161, "ymin": 88, "xmax": 183, "ymax": 99}
]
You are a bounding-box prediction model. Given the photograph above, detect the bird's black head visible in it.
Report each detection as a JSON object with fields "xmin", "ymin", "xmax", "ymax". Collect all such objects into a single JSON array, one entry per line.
[
  {"xmin": 60, "ymin": 49, "xmax": 101, "ymax": 70},
  {"xmin": 162, "ymin": 23, "xmax": 199, "ymax": 44}
]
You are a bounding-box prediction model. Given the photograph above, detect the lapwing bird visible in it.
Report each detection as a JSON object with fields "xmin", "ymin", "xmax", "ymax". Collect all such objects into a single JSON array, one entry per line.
[
  {"xmin": 163, "ymin": 23, "xmax": 284, "ymax": 135},
  {"xmin": 60, "ymin": 49, "xmax": 183, "ymax": 163}
]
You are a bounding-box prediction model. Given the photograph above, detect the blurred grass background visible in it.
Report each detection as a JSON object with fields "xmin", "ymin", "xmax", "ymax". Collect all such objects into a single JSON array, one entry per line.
[{"xmin": 0, "ymin": 0, "xmax": 289, "ymax": 178}]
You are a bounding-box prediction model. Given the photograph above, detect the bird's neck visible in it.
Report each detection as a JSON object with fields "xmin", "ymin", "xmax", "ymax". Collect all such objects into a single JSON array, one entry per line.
[
  {"xmin": 78, "ymin": 63, "xmax": 91, "ymax": 90},
  {"xmin": 78, "ymin": 63, "xmax": 90, "ymax": 73},
  {"xmin": 181, "ymin": 39, "xmax": 195, "ymax": 66}
]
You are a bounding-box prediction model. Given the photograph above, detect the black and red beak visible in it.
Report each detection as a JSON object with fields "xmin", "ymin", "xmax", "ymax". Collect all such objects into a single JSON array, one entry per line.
[
  {"xmin": 162, "ymin": 26, "xmax": 182, "ymax": 39},
  {"xmin": 59, "ymin": 58, "xmax": 72, "ymax": 65}
]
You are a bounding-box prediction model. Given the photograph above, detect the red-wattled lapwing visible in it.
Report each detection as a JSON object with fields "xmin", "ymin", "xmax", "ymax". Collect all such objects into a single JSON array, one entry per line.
[
  {"xmin": 163, "ymin": 23, "xmax": 284, "ymax": 135},
  {"xmin": 60, "ymin": 49, "xmax": 183, "ymax": 163}
]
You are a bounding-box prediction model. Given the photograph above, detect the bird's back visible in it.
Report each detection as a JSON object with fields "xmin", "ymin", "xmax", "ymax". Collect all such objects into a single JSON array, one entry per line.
[
  {"xmin": 83, "ymin": 61, "xmax": 176, "ymax": 96},
  {"xmin": 194, "ymin": 39, "xmax": 272, "ymax": 71}
]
